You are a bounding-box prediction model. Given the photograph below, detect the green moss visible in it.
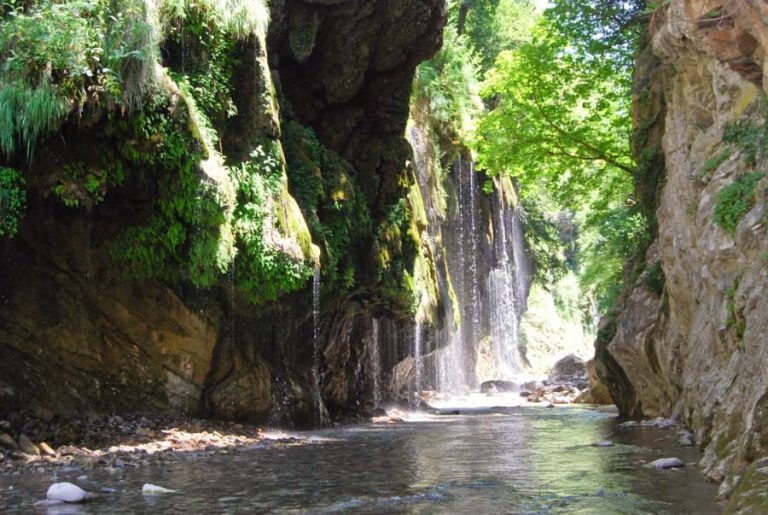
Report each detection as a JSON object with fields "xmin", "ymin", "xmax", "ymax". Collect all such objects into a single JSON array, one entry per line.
[
  {"xmin": 106, "ymin": 89, "xmax": 235, "ymax": 287},
  {"xmin": 51, "ymin": 161, "xmax": 125, "ymax": 208},
  {"xmin": 282, "ymin": 121, "xmax": 374, "ymax": 294},
  {"xmin": 702, "ymin": 149, "xmax": 731, "ymax": 175},
  {"xmin": 723, "ymin": 117, "xmax": 767, "ymax": 168},
  {"xmin": 0, "ymin": 167, "xmax": 26, "ymax": 238},
  {"xmin": 714, "ymin": 172, "xmax": 764, "ymax": 235}
]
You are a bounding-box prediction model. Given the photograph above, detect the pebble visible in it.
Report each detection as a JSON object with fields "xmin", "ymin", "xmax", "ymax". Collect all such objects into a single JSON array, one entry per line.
[
  {"xmin": 142, "ymin": 483, "xmax": 177, "ymax": 495},
  {"xmin": 47, "ymin": 482, "xmax": 91, "ymax": 503},
  {"xmin": 39, "ymin": 442, "xmax": 57, "ymax": 457},
  {"xmin": 593, "ymin": 440, "xmax": 615, "ymax": 447},
  {"xmin": 648, "ymin": 457, "xmax": 685, "ymax": 470}
]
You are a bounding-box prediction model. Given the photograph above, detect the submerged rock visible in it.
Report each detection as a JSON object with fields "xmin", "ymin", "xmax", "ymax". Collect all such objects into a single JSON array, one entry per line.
[
  {"xmin": 592, "ymin": 441, "xmax": 615, "ymax": 447},
  {"xmin": 648, "ymin": 458, "xmax": 685, "ymax": 470},
  {"xmin": 142, "ymin": 483, "xmax": 177, "ymax": 495},
  {"xmin": 47, "ymin": 482, "xmax": 91, "ymax": 503}
]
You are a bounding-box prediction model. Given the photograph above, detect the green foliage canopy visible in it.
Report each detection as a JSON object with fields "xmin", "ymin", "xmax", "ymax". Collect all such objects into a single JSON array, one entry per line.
[{"xmin": 474, "ymin": 0, "xmax": 647, "ymax": 311}]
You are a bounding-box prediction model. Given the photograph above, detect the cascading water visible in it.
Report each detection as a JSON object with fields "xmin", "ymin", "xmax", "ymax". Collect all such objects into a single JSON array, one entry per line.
[
  {"xmin": 412, "ymin": 321, "xmax": 423, "ymax": 402},
  {"xmin": 405, "ymin": 118, "xmax": 532, "ymax": 399},
  {"xmin": 312, "ymin": 268, "xmax": 321, "ymax": 380},
  {"xmin": 487, "ymin": 203, "xmax": 527, "ymax": 379},
  {"xmin": 369, "ymin": 318, "xmax": 382, "ymax": 407}
]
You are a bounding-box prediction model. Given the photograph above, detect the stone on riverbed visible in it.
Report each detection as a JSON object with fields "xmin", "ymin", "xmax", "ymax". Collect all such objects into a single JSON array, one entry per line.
[
  {"xmin": 592, "ymin": 441, "xmax": 615, "ymax": 447},
  {"xmin": 18, "ymin": 434, "xmax": 39, "ymax": 456},
  {"xmin": 142, "ymin": 483, "xmax": 177, "ymax": 495},
  {"xmin": 47, "ymin": 482, "xmax": 92, "ymax": 503},
  {"xmin": 38, "ymin": 442, "xmax": 56, "ymax": 457},
  {"xmin": 0, "ymin": 433, "xmax": 18, "ymax": 450},
  {"xmin": 648, "ymin": 457, "xmax": 685, "ymax": 470},
  {"xmin": 480, "ymin": 380, "xmax": 517, "ymax": 393}
]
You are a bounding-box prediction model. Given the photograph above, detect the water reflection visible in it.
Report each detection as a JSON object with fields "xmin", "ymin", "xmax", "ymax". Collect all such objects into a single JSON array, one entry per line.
[{"xmin": 0, "ymin": 406, "xmax": 720, "ymax": 514}]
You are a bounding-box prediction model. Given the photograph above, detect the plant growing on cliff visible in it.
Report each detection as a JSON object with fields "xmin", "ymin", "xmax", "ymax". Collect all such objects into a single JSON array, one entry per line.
[
  {"xmin": 0, "ymin": 0, "xmax": 160, "ymax": 157},
  {"xmin": 413, "ymin": 29, "xmax": 483, "ymax": 142},
  {"xmin": 713, "ymin": 172, "xmax": 764, "ymax": 235},
  {"xmin": 282, "ymin": 121, "xmax": 374, "ymax": 293},
  {"xmin": 0, "ymin": 167, "xmax": 25, "ymax": 238}
]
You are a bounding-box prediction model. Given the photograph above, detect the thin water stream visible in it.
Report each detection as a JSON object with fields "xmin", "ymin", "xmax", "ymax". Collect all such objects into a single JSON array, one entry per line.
[{"xmin": 0, "ymin": 405, "xmax": 720, "ymax": 514}]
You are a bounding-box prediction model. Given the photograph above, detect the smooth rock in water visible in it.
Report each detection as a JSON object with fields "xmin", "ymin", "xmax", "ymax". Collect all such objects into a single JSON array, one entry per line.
[
  {"xmin": 593, "ymin": 440, "xmax": 615, "ymax": 447},
  {"xmin": 0, "ymin": 433, "xmax": 18, "ymax": 450},
  {"xmin": 649, "ymin": 457, "xmax": 685, "ymax": 470},
  {"xmin": 18, "ymin": 434, "xmax": 40, "ymax": 456},
  {"xmin": 548, "ymin": 354, "xmax": 588, "ymax": 383},
  {"xmin": 678, "ymin": 435, "xmax": 694, "ymax": 447},
  {"xmin": 480, "ymin": 380, "xmax": 517, "ymax": 393},
  {"xmin": 47, "ymin": 482, "xmax": 91, "ymax": 503},
  {"xmin": 39, "ymin": 442, "xmax": 57, "ymax": 457},
  {"xmin": 142, "ymin": 483, "xmax": 177, "ymax": 495}
]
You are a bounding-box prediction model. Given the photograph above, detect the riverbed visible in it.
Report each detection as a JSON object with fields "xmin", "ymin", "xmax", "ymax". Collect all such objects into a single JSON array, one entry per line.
[{"xmin": 0, "ymin": 404, "xmax": 720, "ymax": 513}]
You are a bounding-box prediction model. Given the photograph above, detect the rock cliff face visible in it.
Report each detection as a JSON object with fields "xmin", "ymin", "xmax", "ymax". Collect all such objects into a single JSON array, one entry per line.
[
  {"xmin": 596, "ymin": 1, "xmax": 768, "ymax": 509},
  {"xmin": 0, "ymin": 0, "xmax": 446, "ymax": 427}
]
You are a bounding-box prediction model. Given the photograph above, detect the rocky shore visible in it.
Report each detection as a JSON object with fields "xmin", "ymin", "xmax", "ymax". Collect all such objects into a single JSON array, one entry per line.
[{"xmin": 0, "ymin": 412, "xmax": 278, "ymax": 476}]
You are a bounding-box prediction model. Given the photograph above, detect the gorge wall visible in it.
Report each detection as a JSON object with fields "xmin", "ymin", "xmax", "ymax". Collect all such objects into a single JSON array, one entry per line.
[
  {"xmin": 596, "ymin": 0, "xmax": 768, "ymax": 510},
  {"xmin": 0, "ymin": 0, "xmax": 447, "ymax": 427}
]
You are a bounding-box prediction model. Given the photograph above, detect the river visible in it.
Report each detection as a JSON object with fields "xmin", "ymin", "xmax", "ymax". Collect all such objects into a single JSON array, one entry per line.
[{"xmin": 0, "ymin": 403, "xmax": 720, "ymax": 513}]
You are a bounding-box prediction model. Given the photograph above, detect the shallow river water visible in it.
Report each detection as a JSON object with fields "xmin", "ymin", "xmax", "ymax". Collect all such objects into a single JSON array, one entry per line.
[{"xmin": 0, "ymin": 403, "xmax": 721, "ymax": 514}]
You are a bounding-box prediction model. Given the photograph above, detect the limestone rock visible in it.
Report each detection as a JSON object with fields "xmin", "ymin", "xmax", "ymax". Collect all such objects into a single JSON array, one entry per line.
[
  {"xmin": 548, "ymin": 354, "xmax": 587, "ymax": 384},
  {"xmin": 142, "ymin": 484, "xmax": 177, "ymax": 495},
  {"xmin": 594, "ymin": 1, "xmax": 768, "ymax": 509},
  {"xmin": 47, "ymin": 482, "xmax": 91, "ymax": 503},
  {"xmin": 648, "ymin": 458, "xmax": 685, "ymax": 470}
]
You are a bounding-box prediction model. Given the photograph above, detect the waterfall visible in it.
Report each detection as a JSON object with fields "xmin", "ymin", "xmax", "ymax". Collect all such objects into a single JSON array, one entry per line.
[
  {"xmin": 488, "ymin": 204, "xmax": 523, "ymax": 378},
  {"xmin": 312, "ymin": 268, "xmax": 321, "ymax": 380},
  {"xmin": 370, "ymin": 318, "xmax": 382, "ymax": 407},
  {"xmin": 413, "ymin": 320, "xmax": 423, "ymax": 402},
  {"xmin": 405, "ymin": 117, "xmax": 532, "ymax": 399}
]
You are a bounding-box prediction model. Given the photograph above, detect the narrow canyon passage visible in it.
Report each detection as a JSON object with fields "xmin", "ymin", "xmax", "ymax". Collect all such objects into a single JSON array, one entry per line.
[{"xmin": 2, "ymin": 0, "xmax": 768, "ymax": 511}]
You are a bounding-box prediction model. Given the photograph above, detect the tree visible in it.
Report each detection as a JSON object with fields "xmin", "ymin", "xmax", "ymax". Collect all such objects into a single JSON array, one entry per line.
[{"xmin": 474, "ymin": 0, "xmax": 647, "ymax": 310}]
